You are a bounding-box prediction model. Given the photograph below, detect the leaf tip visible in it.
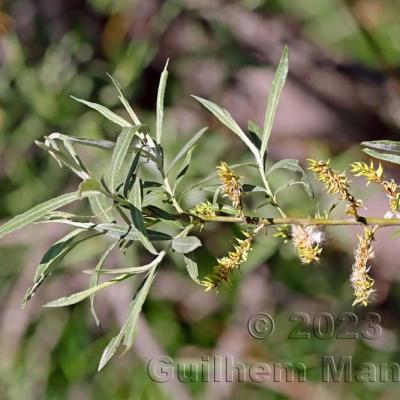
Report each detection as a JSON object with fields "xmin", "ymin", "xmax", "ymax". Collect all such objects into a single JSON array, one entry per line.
[{"xmin": 164, "ymin": 58, "xmax": 170, "ymax": 70}]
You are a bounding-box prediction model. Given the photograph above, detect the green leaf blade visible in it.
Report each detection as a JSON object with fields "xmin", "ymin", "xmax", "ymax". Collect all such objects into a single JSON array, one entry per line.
[
  {"xmin": 260, "ymin": 45, "xmax": 289, "ymax": 157},
  {"xmin": 107, "ymin": 73, "xmax": 141, "ymax": 125},
  {"xmin": 362, "ymin": 140, "xmax": 400, "ymax": 154},
  {"xmin": 156, "ymin": 60, "xmax": 169, "ymax": 144},
  {"xmin": 85, "ymin": 251, "xmax": 165, "ymax": 275},
  {"xmin": 71, "ymin": 96, "xmax": 131, "ymax": 127},
  {"xmin": 107, "ymin": 127, "xmax": 136, "ymax": 191},
  {"xmin": 122, "ymin": 262, "xmax": 159, "ymax": 350},
  {"xmin": 363, "ymin": 148, "xmax": 400, "ymax": 165},
  {"xmin": 0, "ymin": 191, "xmax": 95, "ymax": 240},
  {"xmin": 90, "ymin": 242, "xmax": 118, "ymax": 326},
  {"xmin": 44, "ymin": 273, "xmax": 128, "ymax": 308},
  {"xmin": 40, "ymin": 219, "xmax": 172, "ymax": 242},
  {"xmin": 183, "ymin": 254, "xmax": 200, "ymax": 284},
  {"xmin": 23, "ymin": 229, "xmax": 101, "ymax": 305},
  {"xmin": 267, "ymin": 158, "xmax": 303, "ymax": 176},
  {"xmin": 172, "ymin": 236, "xmax": 202, "ymax": 254},
  {"xmin": 98, "ymin": 255, "xmax": 162, "ymax": 370},
  {"xmin": 129, "ymin": 180, "xmax": 158, "ymax": 255},
  {"xmin": 192, "ymin": 95, "xmax": 260, "ymax": 162},
  {"xmin": 89, "ymin": 194, "xmax": 115, "ymax": 223},
  {"xmin": 98, "ymin": 335, "xmax": 124, "ymax": 372}
]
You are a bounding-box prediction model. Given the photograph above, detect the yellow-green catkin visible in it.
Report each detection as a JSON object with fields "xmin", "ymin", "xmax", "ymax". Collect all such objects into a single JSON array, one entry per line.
[
  {"xmin": 201, "ymin": 231, "xmax": 254, "ymax": 291},
  {"xmin": 351, "ymin": 161, "xmax": 400, "ymax": 214},
  {"xmin": 217, "ymin": 161, "xmax": 243, "ymax": 215},
  {"xmin": 291, "ymin": 225, "xmax": 323, "ymax": 264},
  {"xmin": 351, "ymin": 161, "xmax": 383, "ymax": 184},
  {"xmin": 308, "ymin": 159, "xmax": 362, "ymax": 217},
  {"xmin": 190, "ymin": 201, "xmax": 216, "ymax": 217},
  {"xmin": 351, "ymin": 226, "xmax": 377, "ymax": 306},
  {"xmin": 273, "ymin": 225, "xmax": 291, "ymax": 243},
  {"xmin": 383, "ymin": 180, "xmax": 400, "ymax": 214}
]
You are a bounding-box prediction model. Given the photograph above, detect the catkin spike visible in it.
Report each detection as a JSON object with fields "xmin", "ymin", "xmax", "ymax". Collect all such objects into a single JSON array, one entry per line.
[
  {"xmin": 217, "ymin": 162, "xmax": 243, "ymax": 215},
  {"xmin": 308, "ymin": 159, "xmax": 362, "ymax": 217},
  {"xmin": 201, "ymin": 230, "xmax": 254, "ymax": 291},
  {"xmin": 291, "ymin": 225, "xmax": 323, "ymax": 264},
  {"xmin": 351, "ymin": 160, "xmax": 400, "ymax": 213},
  {"xmin": 351, "ymin": 161, "xmax": 383, "ymax": 185},
  {"xmin": 351, "ymin": 226, "xmax": 377, "ymax": 306}
]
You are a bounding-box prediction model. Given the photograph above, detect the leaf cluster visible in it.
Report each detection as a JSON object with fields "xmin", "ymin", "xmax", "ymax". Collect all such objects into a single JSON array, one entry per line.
[{"xmin": 0, "ymin": 46, "xmax": 345, "ymax": 369}]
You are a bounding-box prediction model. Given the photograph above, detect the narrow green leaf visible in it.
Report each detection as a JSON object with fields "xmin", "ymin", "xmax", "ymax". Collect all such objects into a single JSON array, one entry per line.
[
  {"xmin": 213, "ymin": 187, "xmax": 221, "ymax": 205},
  {"xmin": 172, "ymin": 236, "xmax": 202, "ymax": 253},
  {"xmin": 71, "ymin": 96, "xmax": 131, "ymax": 127},
  {"xmin": 41, "ymin": 211, "xmax": 88, "ymax": 222},
  {"xmin": 0, "ymin": 191, "xmax": 97, "ymax": 240},
  {"xmin": 107, "ymin": 127, "xmax": 136, "ymax": 191},
  {"xmin": 363, "ymin": 148, "xmax": 400, "ymax": 165},
  {"xmin": 167, "ymin": 127, "xmax": 207, "ymax": 174},
  {"xmin": 98, "ymin": 258, "xmax": 159, "ymax": 370},
  {"xmin": 44, "ymin": 272, "xmax": 129, "ymax": 308},
  {"xmin": 301, "ymin": 175, "xmax": 314, "ymax": 198},
  {"xmin": 131, "ymin": 177, "xmax": 142, "ymax": 211},
  {"xmin": 89, "ymin": 194, "xmax": 115, "ymax": 223},
  {"xmin": 51, "ymin": 131, "xmax": 147, "ymax": 152},
  {"xmin": 173, "ymin": 145, "xmax": 196, "ymax": 192},
  {"xmin": 23, "ymin": 229, "xmax": 101, "ymax": 305},
  {"xmin": 260, "ymin": 45, "xmax": 289, "ymax": 157},
  {"xmin": 144, "ymin": 205, "xmax": 177, "ymax": 221},
  {"xmin": 124, "ymin": 149, "xmax": 142, "ymax": 199},
  {"xmin": 156, "ymin": 60, "xmax": 169, "ymax": 144},
  {"xmin": 45, "ymin": 133, "xmax": 90, "ymax": 178},
  {"xmin": 142, "ymin": 191, "xmax": 167, "ymax": 207},
  {"xmin": 362, "ymin": 140, "xmax": 400, "ymax": 154},
  {"xmin": 248, "ymin": 120, "xmax": 262, "ymax": 137},
  {"xmin": 23, "ymin": 229, "xmax": 83, "ymax": 304},
  {"xmin": 122, "ymin": 263, "xmax": 158, "ymax": 350},
  {"xmin": 183, "ymin": 254, "xmax": 200, "ymax": 284},
  {"xmin": 40, "ymin": 220, "xmax": 172, "ymax": 242},
  {"xmin": 107, "ymin": 73, "xmax": 141, "ymax": 125},
  {"xmin": 192, "ymin": 95, "xmax": 261, "ymax": 162},
  {"xmin": 274, "ymin": 180, "xmax": 313, "ymax": 198},
  {"xmin": 146, "ymin": 229, "xmax": 172, "ymax": 241},
  {"xmin": 33, "ymin": 230, "xmax": 84, "ymax": 283},
  {"xmin": 104, "ymin": 75, "xmax": 156, "ymax": 173},
  {"xmin": 267, "ymin": 159, "xmax": 303, "ymax": 176},
  {"xmin": 85, "ymin": 251, "xmax": 165, "ymax": 275},
  {"xmin": 35, "ymin": 140, "xmax": 89, "ymax": 180},
  {"xmin": 129, "ymin": 180, "xmax": 158, "ymax": 255},
  {"xmin": 60, "ymin": 137, "xmax": 116, "ymax": 150},
  {"xmin": 98, "ymin": 334, "xmax": 124, "ymax": 371},
  {"xmin": 90, "ymin": 242, "xmax": 118, "ymax": 326},
  {"xmin": 78, "ymin": 178, "xmax": 102, "ymax": 195},
  {"xmin": 241, "ymin": 184, "xmax": 260, "ymax": 192}
]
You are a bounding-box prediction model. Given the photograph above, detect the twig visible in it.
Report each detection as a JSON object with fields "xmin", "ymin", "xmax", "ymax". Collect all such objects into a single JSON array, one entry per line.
[{"xmin": 193, "ymin": 215, "xmax": 400, "ymax": 227}]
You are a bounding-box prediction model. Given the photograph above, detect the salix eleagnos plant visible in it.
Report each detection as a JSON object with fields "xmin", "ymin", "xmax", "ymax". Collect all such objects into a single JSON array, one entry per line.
[{"xmin": 2, "ymin": 46, "xmax": 400, "ymax": 369}]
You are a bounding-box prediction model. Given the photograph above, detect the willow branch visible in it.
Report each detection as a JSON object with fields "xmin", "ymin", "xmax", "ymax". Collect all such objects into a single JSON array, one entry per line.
[{"xmin": 191, "ymin": 214, "xmax": 400, "ymax": 228}]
